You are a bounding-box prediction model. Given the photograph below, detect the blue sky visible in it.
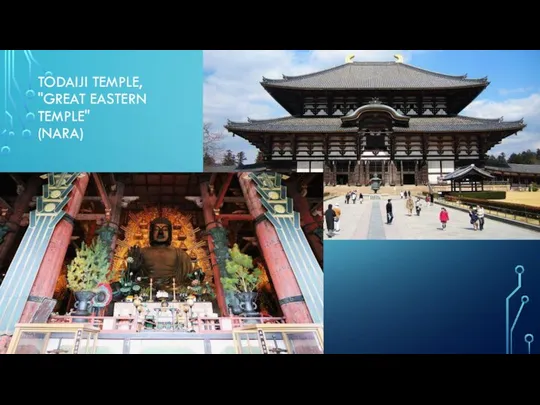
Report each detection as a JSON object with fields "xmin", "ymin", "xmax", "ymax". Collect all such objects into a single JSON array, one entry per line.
[{"xmin": 203, "ymin": 50, "xmax": 540, "ymax": 163}]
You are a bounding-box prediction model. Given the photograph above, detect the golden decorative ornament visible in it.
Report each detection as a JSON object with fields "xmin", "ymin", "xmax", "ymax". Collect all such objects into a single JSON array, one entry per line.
[
  {"xmin": 44, "ymin": 203, "xmax": 56, "ymax": 212},
  {"xmin": 268, "ymin": 191, "xmax": 280, "ymax": 200},
  {"xmin": 274, "ymin": 204, "xmax": 286, "ymax": 214},
  {"xmin": 50, "ymin": 190, "xmax": 62, "ymax": 198}
]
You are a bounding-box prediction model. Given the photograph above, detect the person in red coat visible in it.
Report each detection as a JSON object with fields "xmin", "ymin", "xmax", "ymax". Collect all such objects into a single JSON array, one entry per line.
[{"xmin": 439, "ymin": 207, "xmax": 449, "ymax": 230}]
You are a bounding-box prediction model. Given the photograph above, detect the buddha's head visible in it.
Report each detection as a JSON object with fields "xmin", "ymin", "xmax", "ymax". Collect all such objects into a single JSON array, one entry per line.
[{"xmin": 149, "ymin": 217, "xmax": 173, "ymax": 246}]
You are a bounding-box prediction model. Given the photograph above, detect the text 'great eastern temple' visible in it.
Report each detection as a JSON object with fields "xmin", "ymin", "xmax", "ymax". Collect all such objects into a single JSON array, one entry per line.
[{"xmin": 225, "ymin": 57, "xmax": 526, "ymax": 186}]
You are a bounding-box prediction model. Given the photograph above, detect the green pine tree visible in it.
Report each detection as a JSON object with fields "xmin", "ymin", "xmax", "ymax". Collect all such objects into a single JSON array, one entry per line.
[
  {"xmin": 67, "ymin": 236, "xmax": 111, "ymax": 292},
  {"xmin": 221, "ymin": 244, "xmax": 261, "ymax": 293},
  {"xmin": 221, "ymin": 150, "xmax": 237, "ymax": 166},
  {"xmin": 236, "ymin": 151, "xmax": 247, "ymax": 166}
]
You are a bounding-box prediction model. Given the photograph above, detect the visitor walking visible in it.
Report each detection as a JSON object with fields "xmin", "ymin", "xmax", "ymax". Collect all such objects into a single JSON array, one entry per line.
[
  {"xmin": 325, "ymin": 204, "xmax": 336, "ymax": 237},
  {"xmin": 415, "ymin": 198, "xmax": 422, "ymax": 216},
  {"xmin": 351, "ymin": 192, "xmax": 357, "ymax": 204},
  {"xmin": 386, "ymin": 199, "xmax": 394, "ymax": 224},
  {"xmin": 345, "ymin": 192, "xmax": 351, "ymax": 204},
  {"xmin": 439, "ymin": 207, "xmax": 449, "ymax": 230},
  {"xmin": 469, "ymin": 207, "xmax": 479, "ymax": 231},
  {"xmin": 359, "ymin": 192, "xmax": 364, "ymax": 204},
  {"xmin": 333, "ymin": 203, "xmax": 341, "ymax": 233},
  {"xmin": 477, "ymin": 205, "xmax": 485, "ymax": 231},
  {"xmin": 406, "ymin": 197, "xmax": 414, "ymax": 216}
]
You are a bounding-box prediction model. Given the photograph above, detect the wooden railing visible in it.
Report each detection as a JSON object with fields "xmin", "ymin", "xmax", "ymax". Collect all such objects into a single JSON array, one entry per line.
[{"xmin": 48, "ymin": 315, "xmax": 286, "ymax": 334}]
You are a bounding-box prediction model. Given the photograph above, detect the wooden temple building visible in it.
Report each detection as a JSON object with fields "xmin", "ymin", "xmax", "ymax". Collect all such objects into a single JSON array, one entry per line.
[
  {"xmin": 484, "ymin": 163, "xmax": 540, "ymax": 187},
  {"xmin": 0, "ymin": 172, "xmax": 323, "ymax": 354},
  {"xmin": 226, "ymin": 55, "xmax": 526, "ymax": 186},
  {"xmin": 443, "ymin": 164, "xmax": 494, "ymax": 192}
]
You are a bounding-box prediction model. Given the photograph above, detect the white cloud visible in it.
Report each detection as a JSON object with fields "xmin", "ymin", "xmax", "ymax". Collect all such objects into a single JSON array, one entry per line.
[
  {"xmin": 462, "ymin": 93, "xmax": 540, "ymax": 155},
  {"xmin": 498, "ymin": 87, "xmax": 534, "ymax": 96},
  {"xmin": 204, "ymin": 50, "xmax": 539, "ymax": 163}
]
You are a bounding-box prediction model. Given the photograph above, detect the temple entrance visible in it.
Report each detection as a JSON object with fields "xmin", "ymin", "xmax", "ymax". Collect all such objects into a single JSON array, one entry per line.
[
  {"xmin": 403, "ymin": 174, "xmax": 416, "ymax": 185},
  {"xmin": 336, "ymin": 174, "xmax": 349, "ymax": 185},
  {"xmin": 400, "ymin": 161, "xmax": 416, "ymax": 185},
  {"xmin": 335, "ymin": 161, "xmax": 355, "ymax": 185},
  {"xmin": 369, "ymin": 160, "xmax": 384, "ymax": 185}
]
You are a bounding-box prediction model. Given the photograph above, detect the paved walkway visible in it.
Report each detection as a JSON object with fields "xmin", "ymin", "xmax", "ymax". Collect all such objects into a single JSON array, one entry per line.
[{"xmin": 324, "ymin": 195, "xmax": 540, "ymax": 240}]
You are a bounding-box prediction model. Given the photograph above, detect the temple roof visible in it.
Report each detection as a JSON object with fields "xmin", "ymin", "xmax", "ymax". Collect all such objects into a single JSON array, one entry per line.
[
  {"xmin": 261, "ymin": 62, "xmax": 489, "ymax": 90},
  {"xmin": 443, "ymin": 164, "xmax": 494, "ymax": 181},
  {"xmin": 226, "ymin": 116, "xmax": 526, "ymax": 134},
  {"xmin": 485, "ymin": 163, "xmax": 540, "ymax": 175}
]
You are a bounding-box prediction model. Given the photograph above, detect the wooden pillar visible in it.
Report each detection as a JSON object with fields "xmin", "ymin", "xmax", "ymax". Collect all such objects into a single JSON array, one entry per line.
[
  {"xmin": 199, "ymin": 181, "xmax": 228, "ymax": 317},
  {"xmin": 207, "ymin": 237, "xmax": 227, "ymax": 316},
  {"xmin": 19, "ymin": 174, "xmax": 90, "ymax": 324},
  {"xmin": 400, "ymin": 160, "xmax": 404, "ymax": 186},
  {"xmin": 288, "ymin": 183, "xmax": 323, "ymax": 264},
  {"xmin": 84, "ymin": 221, "xmax": 97, "ymax": 245},
  {"xmin": 108, "ymin": 181, "xmax": 125, "ymax": 254},
  {"xmin": 237, "ymin": 173, "xmax": 313, "ymax": 324},
  {"xmin": 366, "ymin": 161, "xmax": 370, "ymax": 185},
  {"xmin": 358, "ymin": 161, "xmax": 365, "ymax": 185},
  {"xmin": 0, "ymin": 176, "xmax": 42, "ymax": 267}
]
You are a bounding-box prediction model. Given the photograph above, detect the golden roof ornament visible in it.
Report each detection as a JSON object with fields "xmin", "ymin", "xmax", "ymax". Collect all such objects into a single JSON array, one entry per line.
[
  {"xmin": 345, "ymin": 54, "xmax": 355, "ymax": 63},
  {"xmin": 394, "ymin": 54, "xmax": 404, "ymax": 63}
]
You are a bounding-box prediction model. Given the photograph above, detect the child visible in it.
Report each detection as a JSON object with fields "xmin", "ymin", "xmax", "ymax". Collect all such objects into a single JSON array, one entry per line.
[
  {"xmin": 439, "ymin": 207, "xmax": 449, "ymax": 230},
  {"xmin": 415, "ymin": 198, "xmax": 422, "ymax": 216}
]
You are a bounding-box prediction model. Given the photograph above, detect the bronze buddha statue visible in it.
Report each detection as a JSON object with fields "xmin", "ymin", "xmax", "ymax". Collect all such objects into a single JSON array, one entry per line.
[{"xmin": 127, "ymin": 217, "xmax": 192, "ymax": 291}]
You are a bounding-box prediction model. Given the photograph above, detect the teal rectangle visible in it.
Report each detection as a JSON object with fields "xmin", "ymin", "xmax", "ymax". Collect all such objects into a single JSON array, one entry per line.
[{"xmin": 0, "ymin": 50, "xmax": 203, "ymax": 172}]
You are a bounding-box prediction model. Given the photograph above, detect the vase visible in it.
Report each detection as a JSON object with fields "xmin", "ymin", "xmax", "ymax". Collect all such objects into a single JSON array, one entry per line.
[
  {"xmin": 236, "ymin": 292, "xmax": 259, "ymax": 318},
  {"xmin": 228, "ymin": 294, "xmax": 243, "ymax": 316},
  {"xmin": 72, "ymin": 291, "xmax": 96, "ymax": 323}
]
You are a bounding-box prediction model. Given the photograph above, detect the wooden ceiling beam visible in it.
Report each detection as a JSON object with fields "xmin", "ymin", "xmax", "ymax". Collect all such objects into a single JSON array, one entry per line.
[
  {"xmin": 0, "ymin": 197, "xmax": 13, "ymax": 212},
  {"xmin": 209, "ymin": 173, "xmax": 218, "ymax": 189},
  {"xmin": 10, "ymin": 174, "xmax": 25, "ymax": 188},
  {"xmin": 215, "ymin": 173, "xmax": 234, "ymax": 210},
  {"xmin": 299, "ymin": 173, "xmax": 318, "ymax": 186},
  {"xmin": 218, "ymin": 213, "xmax": 252, "ymax": 221},
  {"xmin": 92, "ymin": 173, "xmax": 112, "ymax": 219},
  {"xmin": 22, "ymin": 212, "xmax": 106, "ymax": 221},
  {"xmin": 76, "ymin": 213, "xmax": 107, "ymax": 221}
]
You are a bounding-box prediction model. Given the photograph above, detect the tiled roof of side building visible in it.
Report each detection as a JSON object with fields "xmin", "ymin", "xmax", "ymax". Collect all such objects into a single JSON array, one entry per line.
[
  {"xmin": 443, "ymin": 164, "xmax": 494, "ymax": 181},
  {"xmin": 261, "ymin": 62, "xmax": 489, "ymax": 90},
  {"xmin": 485, "ymin": 164, "xmax": 540, "ymax": 175},
  {"xmin": 225, "ymin": 116, "xmax": 526, "ymax": 134}
]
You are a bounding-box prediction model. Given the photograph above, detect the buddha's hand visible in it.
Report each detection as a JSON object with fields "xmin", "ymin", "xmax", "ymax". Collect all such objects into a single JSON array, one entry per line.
[{"xmin": 127, "ymin": 246, "xmax": 143, "ymax": 270}]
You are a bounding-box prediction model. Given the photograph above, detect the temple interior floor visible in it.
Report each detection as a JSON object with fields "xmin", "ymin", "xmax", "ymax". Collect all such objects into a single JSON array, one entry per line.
[{"xmin": 324, "ymin": 195, "xmax": 540, "ymax": 240}]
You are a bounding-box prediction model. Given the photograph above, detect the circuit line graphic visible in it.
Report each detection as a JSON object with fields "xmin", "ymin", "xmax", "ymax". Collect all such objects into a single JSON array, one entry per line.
[
  {"xmin": 505, "ymin": 265, "xmax": 533, "ymax": 354},
  {"xmin": 2, "ymin": 50, "xmax": 48, "ymax": 154}
]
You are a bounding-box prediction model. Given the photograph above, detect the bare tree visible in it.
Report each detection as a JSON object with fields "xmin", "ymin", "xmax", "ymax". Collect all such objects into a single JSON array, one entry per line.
[{"xmin": 203, "ymin": 122, "xmax": 225, "ymax": 166}]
